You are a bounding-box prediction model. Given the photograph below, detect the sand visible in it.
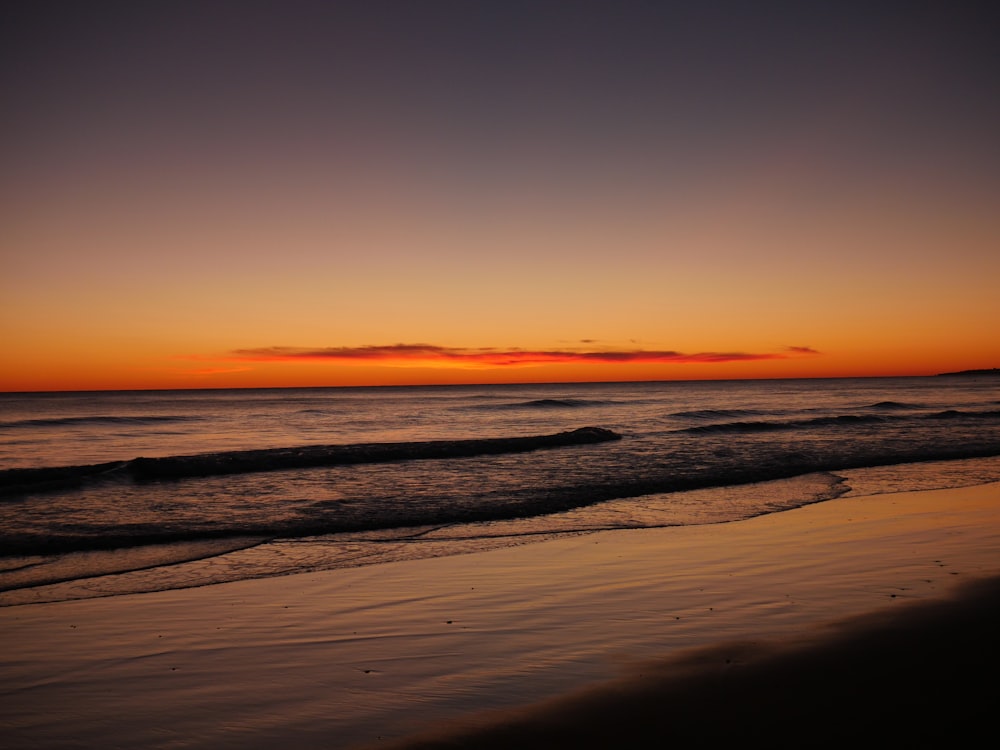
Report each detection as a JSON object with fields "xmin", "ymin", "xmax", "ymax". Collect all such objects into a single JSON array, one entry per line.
[{"xmin": 2, "ymin": 481, "xmax": 1000, "ymax": 748}]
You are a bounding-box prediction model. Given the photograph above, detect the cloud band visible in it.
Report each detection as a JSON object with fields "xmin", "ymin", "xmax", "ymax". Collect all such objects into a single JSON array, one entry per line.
[{"xmin": 218, "ymin": 344, "xmax": 820, "ymax": 369}]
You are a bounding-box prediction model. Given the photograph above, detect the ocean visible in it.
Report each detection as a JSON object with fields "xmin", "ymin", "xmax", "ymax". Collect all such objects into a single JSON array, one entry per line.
[{"xmin": 2, "ymin": 376, "xmax": 999, "ymax": 606}]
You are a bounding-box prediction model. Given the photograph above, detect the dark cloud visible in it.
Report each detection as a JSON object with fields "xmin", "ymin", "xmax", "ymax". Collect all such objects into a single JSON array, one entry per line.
[{"xmin": 222, "ymin": 344, "xmax": 821, "ymax": 368}]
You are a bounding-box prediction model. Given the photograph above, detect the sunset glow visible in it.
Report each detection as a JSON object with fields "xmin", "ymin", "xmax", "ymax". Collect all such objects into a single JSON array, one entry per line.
[{"xmin": 2, "ymin": 2, "xmax": 998, "ymax": 392}]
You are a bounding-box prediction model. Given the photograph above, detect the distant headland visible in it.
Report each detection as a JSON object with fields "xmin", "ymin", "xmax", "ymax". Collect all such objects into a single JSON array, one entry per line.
[{"xmin": 936, "ymin": 368, "xmax": 1000, "ymax": 377}]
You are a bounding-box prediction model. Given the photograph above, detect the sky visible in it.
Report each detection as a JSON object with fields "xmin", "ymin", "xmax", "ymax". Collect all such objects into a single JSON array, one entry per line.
[{"xmin": 2, "ymin": 1, "xmax": 998, "ymax": 391}]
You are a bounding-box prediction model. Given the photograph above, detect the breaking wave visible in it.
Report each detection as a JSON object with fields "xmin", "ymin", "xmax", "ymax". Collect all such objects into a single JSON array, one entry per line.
[{"xmin": 0, "ymin": 427, "xmax": 622, "ymax": 496}]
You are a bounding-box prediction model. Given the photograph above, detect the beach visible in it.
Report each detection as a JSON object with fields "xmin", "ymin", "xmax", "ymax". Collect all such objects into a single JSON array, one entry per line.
[
  {"xmin": 6, "ymin": 1, "xmax": 1000, "ymax": 744},
  {"xmin": 3, "ymin": 479, "xmax": 999, "ymax": 748}
]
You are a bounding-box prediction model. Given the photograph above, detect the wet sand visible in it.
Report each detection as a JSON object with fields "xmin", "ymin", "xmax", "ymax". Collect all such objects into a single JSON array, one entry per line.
[
  {"xmin": 385, "ymin": 574, "xmax": 1000, "ymax": 748},
  {"xmin": 2, "ymin": 481, "xmax": 1000, "ymax": 748}
]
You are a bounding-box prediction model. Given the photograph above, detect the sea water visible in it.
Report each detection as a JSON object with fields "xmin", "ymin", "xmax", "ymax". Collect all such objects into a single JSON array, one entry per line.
[{"xmin": 2, "ymin": 376, "xmax": 999, "ymax": 605}]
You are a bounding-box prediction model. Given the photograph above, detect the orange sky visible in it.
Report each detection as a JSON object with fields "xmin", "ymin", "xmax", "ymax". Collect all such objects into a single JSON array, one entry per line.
[{"xmin": 2, "ymin": 3, "xmax": 998, "ymax": 392}]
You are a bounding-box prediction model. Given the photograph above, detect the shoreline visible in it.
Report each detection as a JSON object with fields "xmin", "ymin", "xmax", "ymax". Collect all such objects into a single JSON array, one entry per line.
[{"xmin": 3, "ymin": 481, "xmax": 1000, "ymax": 748}]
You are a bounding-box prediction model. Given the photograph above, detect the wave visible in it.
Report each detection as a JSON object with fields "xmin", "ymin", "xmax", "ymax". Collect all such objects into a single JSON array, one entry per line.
[
  {"xmin": 862, "ymin": 401, "xmax": 924, "ymax": 410},
  {"xmin": 0, "ymin": 537, "xmax": 268, "ymax": 592},
  {"xmin": 1, "ymin": 528, "xmax": 268, "ymax": 560},
  {"xmin": 906, "ymin": 409, "xmax": 999, "ymax": 421},
  {"xmin": 480, "ymin": 398, "xmax": 612, "ymax": 410},
  {"xmin": 681, "ymin": 409, "xmax": 1000, "ymax": 434},
  {"xmin": 0, "ymin": 427, "xmax": 621, "ymax": 495},
  {"xmin": 670, "ymin": 408, "xmax": 771, "ymax": 419},
  {"xmin": 5, "ymin": 444, "xmax": 1000, "ymax": 561},
  {"xmin": 0, "ymin": 414, "xmax": 202, "ymax": 429}
]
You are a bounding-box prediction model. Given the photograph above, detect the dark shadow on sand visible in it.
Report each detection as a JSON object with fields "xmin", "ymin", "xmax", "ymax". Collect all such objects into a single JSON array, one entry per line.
[{"xmin": 381, "ymin": 576, "xmax": 1000, "ymax": 748}]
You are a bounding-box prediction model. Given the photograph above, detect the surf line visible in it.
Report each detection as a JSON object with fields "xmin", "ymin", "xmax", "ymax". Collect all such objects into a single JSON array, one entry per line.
[
  {"xmin": 127, "ymin": 426, "xmax": 622, "ymax": 479},
  {"xmin": 0, "ymin": 427, "xmax": 623, "ymax": 494}
]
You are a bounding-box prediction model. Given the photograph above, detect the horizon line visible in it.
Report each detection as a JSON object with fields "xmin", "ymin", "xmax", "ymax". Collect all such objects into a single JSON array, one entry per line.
[{"xmin": 1, "ymin": 370, "xmax": 983, "ymax": 396}]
